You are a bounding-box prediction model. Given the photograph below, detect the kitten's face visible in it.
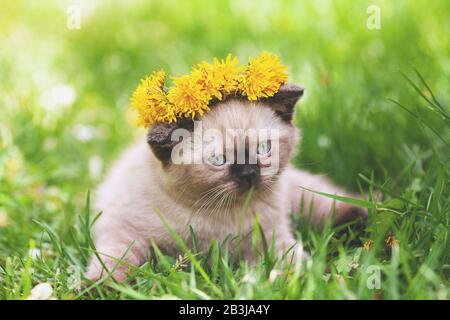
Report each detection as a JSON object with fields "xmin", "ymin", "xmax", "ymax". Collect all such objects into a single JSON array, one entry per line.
[
  {"xmin": 170, "ymin": 100, "xmax": 298, "ymax": 196},
  {"xmin": 148, "ymin": 84, "xmax": 303, "ymax": 204}
]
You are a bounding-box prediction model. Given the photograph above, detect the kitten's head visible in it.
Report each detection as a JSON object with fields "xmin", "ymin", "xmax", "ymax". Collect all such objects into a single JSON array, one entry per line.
[{"xmin": 147, "ymin": 84, "xmax": 304, "ymax": 203}]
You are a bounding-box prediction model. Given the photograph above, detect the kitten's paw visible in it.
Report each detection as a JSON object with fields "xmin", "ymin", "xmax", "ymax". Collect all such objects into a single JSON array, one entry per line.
[
  {"xmin": 336, "ymin": 203, "xmax": 368, "ymax": 230},
  {"xmin": 281, "ymin": 243, "xmax": 310, "ymax": 264},
  {"xmin": 86, "ymin": 256, "xmax": 130, "ymax": 283}
]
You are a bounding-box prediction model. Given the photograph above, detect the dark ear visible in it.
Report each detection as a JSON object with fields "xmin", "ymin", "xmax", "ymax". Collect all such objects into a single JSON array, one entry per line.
[
  {"xmin": 147, "ymin": 119, "xmax": 194, "ymax": 164},
  {"xmin": 262, "ymin": 84, "xmax": 304, "ymax": 122}
]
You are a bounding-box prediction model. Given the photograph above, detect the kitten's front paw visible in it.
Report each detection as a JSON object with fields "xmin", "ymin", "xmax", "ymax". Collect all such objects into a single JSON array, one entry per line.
[
  {"xmin": 280, "ymin": 243, "xmax": 309, "ymax": 264},
  {"xmin": 86, "ymin": 256, "xmax": 130, "ymax": 283},
  {"xmin": 336, "ymin": 203, "xmax": 368, "ymax": 229}
]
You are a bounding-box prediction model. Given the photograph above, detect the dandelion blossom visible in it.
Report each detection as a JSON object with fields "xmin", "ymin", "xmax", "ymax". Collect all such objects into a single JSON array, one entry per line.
[
  {"xmin": 211, "ymin": 54, "xmax": 240, "ymax": 95},
  {"xmin": 239, "ymin": 52, "xmax": 288, "ymax": 100},
  {"xmin": 130, "ymin": 70, "xmax": 176, "ymax": 127},
  {"xmin": 168, "ymin": 71, "xmax": 211, "ymax": 119}
]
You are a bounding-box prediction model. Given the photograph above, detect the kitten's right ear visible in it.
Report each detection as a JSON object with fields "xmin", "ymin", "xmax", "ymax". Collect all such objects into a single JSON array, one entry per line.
[
  {"xmin": 147, "ymin": 119, "xmax": 194, "ymax": 164},
  {"xmin": 263, "ymin": 84, "xmax": 304, "ymax": 123}
]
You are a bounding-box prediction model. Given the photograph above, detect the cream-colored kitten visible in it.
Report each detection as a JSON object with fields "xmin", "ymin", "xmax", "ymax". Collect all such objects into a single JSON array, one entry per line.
[{"xmin": 86, "ymin": 85, "xmax": 366, "ymax": 282}]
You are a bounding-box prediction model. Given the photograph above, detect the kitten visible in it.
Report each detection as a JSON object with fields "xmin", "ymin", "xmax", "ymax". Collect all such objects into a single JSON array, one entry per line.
[{"xmin": 86, "ymin": 84, "xmax": 367, "ymax": 282}]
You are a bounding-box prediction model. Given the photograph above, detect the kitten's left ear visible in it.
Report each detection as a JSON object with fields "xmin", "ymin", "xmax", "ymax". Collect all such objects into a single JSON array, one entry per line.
[
  {"xmin": 263, "ymin": 84, "xmax": 304, "ymax": 122},
  {"xmin": 147, "ymin": 119, "xmax": 194, "ymax": 164}
]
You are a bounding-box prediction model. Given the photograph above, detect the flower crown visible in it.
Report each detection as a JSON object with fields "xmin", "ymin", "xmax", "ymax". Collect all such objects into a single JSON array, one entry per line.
[{"xmin": 130, "ymin": 52, "xmax": 288, "ymax": 127}]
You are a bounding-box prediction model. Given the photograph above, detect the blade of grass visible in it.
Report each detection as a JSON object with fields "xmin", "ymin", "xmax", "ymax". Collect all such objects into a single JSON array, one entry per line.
[
  {"xmin": 296, "ymin": 186, "xmax": 378, "ymax": 209},
  {"xmin": 387, "ymin": 98, "xmax": 450, "ymax": 149},
  {"xmin": 154, "ymin": 209, "xmax": 223, "ymax": 297}
]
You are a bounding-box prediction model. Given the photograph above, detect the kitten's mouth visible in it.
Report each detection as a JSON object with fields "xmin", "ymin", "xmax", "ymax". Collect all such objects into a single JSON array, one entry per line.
[
  {"xmin": 236, "ymin": 175, "xmax": 277, "ymax": 194},
  {"xmin": 236, "ymin": 177, "xmax": 259, "ymax": 192},
  {"xmin": 193, "ymin": 176, "xmax": 276, "ymax": 216},
  {"xmin": 232, "ymin": 164, "xmax": 260, "ymax": 192}
]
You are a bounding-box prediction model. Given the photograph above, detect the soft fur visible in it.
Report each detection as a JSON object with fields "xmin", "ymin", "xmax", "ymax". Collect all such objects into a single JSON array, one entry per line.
[{"xmin": 87, "ymin": 86, "xmax": 366, "ymax": 282}]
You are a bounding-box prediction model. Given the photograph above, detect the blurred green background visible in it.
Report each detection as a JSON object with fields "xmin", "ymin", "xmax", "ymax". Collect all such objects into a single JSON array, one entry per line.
[
  {"xmin": 1, "ymin": 0, "xmax": 448, "ymax": 188},
  {"xmin": 0, "ymin": 0, "xmax": 449, "ymax": 299}
]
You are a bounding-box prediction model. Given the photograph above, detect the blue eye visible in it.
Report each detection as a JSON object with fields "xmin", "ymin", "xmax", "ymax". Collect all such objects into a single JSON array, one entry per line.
[
  {"xmin": 257, "ymin": 141, "xmax": 271, "ymax": 155},
  {"xmin": 208, "ymin": 154, "xmax": 226, "ymax": 166}
]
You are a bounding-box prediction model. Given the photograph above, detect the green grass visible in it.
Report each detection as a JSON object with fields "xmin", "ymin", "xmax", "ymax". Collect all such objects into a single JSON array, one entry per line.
[{"xmin": 0, "ymin": 0, "xmax": 449, "ymax": 300}]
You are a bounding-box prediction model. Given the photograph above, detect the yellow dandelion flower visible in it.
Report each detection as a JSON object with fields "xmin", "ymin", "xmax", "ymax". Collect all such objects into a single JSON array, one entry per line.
[
  {"xmin": 239, "ymin": 51, "xmax": 288, "ymax": 100},
  {"xmin": 168, "ymin": 71, "xmax": 211, "ymax": 119},
  {"xmin": 212, "ymin": 54, "xmax": 240, "ymax": 94},
  {"xmin": 363, "ymin": 239, "xmax": 374, "ymax": 251},
  {"xmin": 385, "ymin": 233, "xmax": 399, "ymax": 249},
  {"xmin": 193, "ymin": 54, "xmax": 240, "ymax": 101},
  {"xmin": 194, "ymin": 61, "xmax": 224, "ymax": 101},
  {"xmin": 130, "ymin": 70, "xmax": 176, "ymax": 127}
]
